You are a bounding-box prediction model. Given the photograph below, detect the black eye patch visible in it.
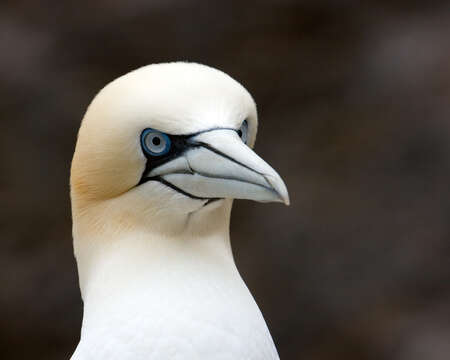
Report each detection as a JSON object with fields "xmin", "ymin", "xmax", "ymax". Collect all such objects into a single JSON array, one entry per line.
[{"xmin": 138, "ymin": 126, "xmax": 239, "ymax": 185}]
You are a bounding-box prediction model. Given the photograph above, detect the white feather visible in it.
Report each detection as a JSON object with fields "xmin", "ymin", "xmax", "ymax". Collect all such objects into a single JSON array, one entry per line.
[{"xmin": 70, "ymin": 62, "xmax": 285, "ymax": 359}]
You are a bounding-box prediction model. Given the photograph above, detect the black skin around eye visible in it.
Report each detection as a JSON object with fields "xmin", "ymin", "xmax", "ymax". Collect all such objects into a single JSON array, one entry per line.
[
  {"xmin": 140, "ymin": 133, "xmax": 194, "ymax": 177},
  {"xmin": 139, "ymin": 125, "xmax": 245, "ymax": 185}
]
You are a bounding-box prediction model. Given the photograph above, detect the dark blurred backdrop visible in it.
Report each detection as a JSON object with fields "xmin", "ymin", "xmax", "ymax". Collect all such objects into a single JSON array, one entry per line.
[{"xmin": 1, "ymin": 1, "xmax": 450, "ymax": 359}]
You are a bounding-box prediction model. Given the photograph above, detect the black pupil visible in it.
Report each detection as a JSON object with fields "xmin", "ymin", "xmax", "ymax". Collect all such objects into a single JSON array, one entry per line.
[
  {"xmin": 152, "ymin": 136, "xmax": 161, "ymax": 146},
  {"xmin": 237, "ymin": 129, "xmax": 243, "ymax": 137}
]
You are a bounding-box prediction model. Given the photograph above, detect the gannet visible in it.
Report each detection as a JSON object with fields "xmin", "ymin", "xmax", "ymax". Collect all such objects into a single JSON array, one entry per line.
[{"xmin": 70, "ymin": 62, "xmax": 289, "ymax": 360}]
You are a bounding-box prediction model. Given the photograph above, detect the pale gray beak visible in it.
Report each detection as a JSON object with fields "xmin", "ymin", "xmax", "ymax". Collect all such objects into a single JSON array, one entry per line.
[{"xmin": 146, "ymin": 129, "xmax": 290, "ymax": 205}]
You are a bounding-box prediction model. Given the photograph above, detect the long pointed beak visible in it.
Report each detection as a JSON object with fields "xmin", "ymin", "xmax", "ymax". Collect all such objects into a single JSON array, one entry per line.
[{"xmin": 146, "ymin": 129, "xmax": 290, "ymax": 205}]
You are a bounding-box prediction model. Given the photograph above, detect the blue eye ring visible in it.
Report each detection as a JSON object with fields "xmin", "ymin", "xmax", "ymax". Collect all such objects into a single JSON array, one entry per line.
[
  {"xmin": 237, "ymin": 119, "xmax": 248, "ymax": 144},
  {"xmin": 141, "ymin": 129, "xmax": 172, "ymax": 156}
]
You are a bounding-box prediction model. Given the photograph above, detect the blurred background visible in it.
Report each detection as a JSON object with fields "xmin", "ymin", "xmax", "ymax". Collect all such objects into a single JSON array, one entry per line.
[{"xmin": 1, "ymin": 1, "xmax": 450, "ymax": 359}]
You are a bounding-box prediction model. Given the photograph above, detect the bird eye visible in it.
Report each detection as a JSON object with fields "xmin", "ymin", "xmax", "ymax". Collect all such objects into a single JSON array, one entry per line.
[
  {"xmin": 141, "ymin": 129, "xmax": 171, "ymax": 156},
  {"xmin": 237, "ymin": 119, "xmax": 248, "ymax": 144}
]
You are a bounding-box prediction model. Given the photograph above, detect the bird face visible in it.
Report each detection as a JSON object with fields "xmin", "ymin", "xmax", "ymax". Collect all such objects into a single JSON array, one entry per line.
[{"xmin": 71, "ymin": 63, "xmax": 289, "ymax": 233}]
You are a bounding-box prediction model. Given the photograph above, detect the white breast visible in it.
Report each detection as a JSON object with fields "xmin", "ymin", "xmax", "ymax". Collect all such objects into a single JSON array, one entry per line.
[{"xmin": 71, "ymin": 233, "xmax": 279, "ymax": 360}]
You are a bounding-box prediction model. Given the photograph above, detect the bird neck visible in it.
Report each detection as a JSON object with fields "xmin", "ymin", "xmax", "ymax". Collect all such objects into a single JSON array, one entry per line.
[
  {"xmin": 75, "ymin": 224, "xmax": 234, "ymax": 302},
  {"xmin": 70, "ymin": 202, "xmax": 281, "ymax": 360},
  {"xmin": 72, "ymin": 201, "xmax": 244, "ymax": 335}
]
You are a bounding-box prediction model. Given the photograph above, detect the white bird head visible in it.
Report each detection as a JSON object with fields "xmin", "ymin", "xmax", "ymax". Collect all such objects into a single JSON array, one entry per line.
[{"xmin": 71, "ymin": 62, "xmax": 289, "ymax": 238}]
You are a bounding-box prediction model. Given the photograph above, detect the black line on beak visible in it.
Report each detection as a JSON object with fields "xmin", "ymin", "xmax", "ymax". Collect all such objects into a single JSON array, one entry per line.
[
  {"xmin": 138, "ymin": 127, "xmax": 253, "ymax": 202},
  {"xmin": 143, "ymin": 176, "xmax": 219, "ymax": 202},
  {"xmin": 139, "ymin": 127, "xmax": 239, "ymax": 181},
  {"xmin": 192, "ymin": 141, "xmax": 263, "ymax": 176}
]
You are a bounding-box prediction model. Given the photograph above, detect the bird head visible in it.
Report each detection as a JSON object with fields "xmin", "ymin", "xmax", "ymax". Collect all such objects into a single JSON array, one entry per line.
[{"xmin": 71, "ymin": 62, "xmax": 289, "ymax": 237}]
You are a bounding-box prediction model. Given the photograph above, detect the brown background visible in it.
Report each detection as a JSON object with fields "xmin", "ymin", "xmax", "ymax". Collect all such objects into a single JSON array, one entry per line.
[{"xmin": 1, "ymin": 1, "xmax": 450, "ymax": 359}]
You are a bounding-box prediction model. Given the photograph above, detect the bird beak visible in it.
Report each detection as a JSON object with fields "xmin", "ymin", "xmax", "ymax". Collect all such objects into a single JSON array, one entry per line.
[{"xmin": 145, "ymin": 129, "xmax": 290, "ymax": 205}]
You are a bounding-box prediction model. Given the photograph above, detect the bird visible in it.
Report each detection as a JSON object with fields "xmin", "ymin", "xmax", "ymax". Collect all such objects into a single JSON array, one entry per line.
[{"xmin": 70, "ymin": 62, "xmax": 289, "ymax": 360}]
